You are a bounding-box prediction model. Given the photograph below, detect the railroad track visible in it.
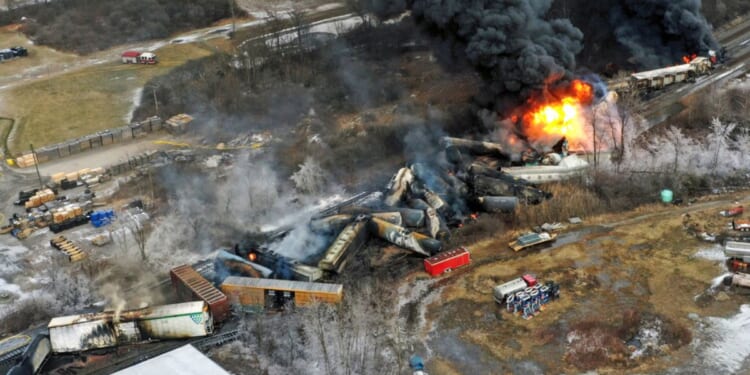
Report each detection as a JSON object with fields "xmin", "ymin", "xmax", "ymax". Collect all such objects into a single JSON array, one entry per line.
[
  {"xmin": 0, "ymin": 346, "xmax": 25, "ymax": 366},
  {"xmin": 192, "ymin": 329, "xmax": 241, "ymax": 351}
]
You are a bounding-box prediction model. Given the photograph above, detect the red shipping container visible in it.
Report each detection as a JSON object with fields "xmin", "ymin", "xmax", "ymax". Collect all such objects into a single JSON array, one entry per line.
[
  {"xmin": 424, "ymin": 247, "xmax": 471, "ymax": 276},
  {"xmin": 522, "ymin": 274, "xmax": 537, "ymax": 287},
  {"xmin": 170, "ymin": 264, "xmax": 230, "ymax": 323}
]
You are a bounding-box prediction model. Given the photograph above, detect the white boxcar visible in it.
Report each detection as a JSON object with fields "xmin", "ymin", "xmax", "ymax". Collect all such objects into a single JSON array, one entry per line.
[
  {"xmin": 493, "ymin": 278, "xmax": 528, "ymax": 304},
  {"xmin": 48, "ymin": 301, "xmax": 212, "ymax": 353}
]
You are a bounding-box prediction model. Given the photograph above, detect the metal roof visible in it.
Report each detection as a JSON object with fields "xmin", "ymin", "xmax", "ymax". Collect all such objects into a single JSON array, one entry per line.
[
  {"xmin": 222, "ymin": 276, "xmax": 342, "ymax": 295},
  {"xmin": 48, "ymin": 302, "xmax": 207, "ymax": 328},
  {"xmin": 122, "ymin": 51, "xmax": 141, "ymax": 57},
  {"xmin": 112, "ymin": 345, "xmax": 230, "ymax": 375}
]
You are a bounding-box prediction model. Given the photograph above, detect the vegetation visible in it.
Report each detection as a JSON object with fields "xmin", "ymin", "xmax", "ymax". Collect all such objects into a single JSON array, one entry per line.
[
  {"xmin": 0, "ymin": 0, "xmax": 239, "ymax": 54},
  {"xmin": 6, "ymin": 42, "xmax": 213, "ymax": 155}
]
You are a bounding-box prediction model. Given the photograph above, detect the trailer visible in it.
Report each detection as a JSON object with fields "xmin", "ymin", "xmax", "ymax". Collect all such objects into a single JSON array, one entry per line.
[
  {"xmin": 724, "ymin": 241, "xmax": 750, "ymax": 262},
  {"xmin": 509, "ymin": 232, "xmax": 557, "ymax": 252},
  {"xmin": 48, "ymin": 301, "xmax": 212, "ymax": 353},
  {"xmin": 423, "ymin": 247, "xmax": 471, "ymax": 276},
  {"xmin": 170, "ymin": 265, "xmax": 230, "ymax": 323},
  {"xmin": 220, "ymin": 276, "xmax": 342, "ymax": 310},
  {"xmin": 493, "ymin": 277, "xmax": 529, "ymax": 304}
]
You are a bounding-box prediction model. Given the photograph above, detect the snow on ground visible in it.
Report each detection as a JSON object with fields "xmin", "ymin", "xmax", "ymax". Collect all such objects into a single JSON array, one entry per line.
[
  {"xmin": 693, "ymin": 305, "xmax": 750, "ymax": 373},
  {"xmin": 693, "ymin": 245, "xmax": 727, "ymax": 262},
  {"xmin": 268, "ymin": 14, "xmax": 361, "ymax": 47},
  {"xmin": 125, "ymin": 87, "xmax": 143, "ymax": 123}
]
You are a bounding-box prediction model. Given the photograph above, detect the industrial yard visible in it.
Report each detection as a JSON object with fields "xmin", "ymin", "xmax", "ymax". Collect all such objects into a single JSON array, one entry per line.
[{"xmin": 2, "ymin": 1, "xmax": 750, "ymax": 375}]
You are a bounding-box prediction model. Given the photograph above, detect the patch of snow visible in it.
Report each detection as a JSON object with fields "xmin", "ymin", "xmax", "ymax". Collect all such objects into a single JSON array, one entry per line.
[
  {"xmin": 125, "ymin": 87, "xmax": 143, "ymax": 123},
  {"xmin": 694, "ymin": 245, "xmax": 726, "ymax": 262},
  {"xmin": 694, "ymin": 305, "xmax": 750, "ymax": 373},
  {"xmin": 314, "ymin": 3, "xmax": 344, "ymax": 12}
]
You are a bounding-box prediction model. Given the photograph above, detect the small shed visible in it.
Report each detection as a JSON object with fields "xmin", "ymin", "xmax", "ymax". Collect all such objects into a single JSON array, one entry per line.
[{"xmin": 122, "ymin": 51, "xmax": 140, "ymax": 64}]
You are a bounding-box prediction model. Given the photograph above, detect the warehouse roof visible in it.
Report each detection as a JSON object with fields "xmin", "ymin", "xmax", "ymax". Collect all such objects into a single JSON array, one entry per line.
[
  {"xmin": 112, "ymin": 345, "xmax": 230, "ymax": 375},
  {"xmin": 222, "ymin": 276, "xmax": 342, "ymax": 294}
]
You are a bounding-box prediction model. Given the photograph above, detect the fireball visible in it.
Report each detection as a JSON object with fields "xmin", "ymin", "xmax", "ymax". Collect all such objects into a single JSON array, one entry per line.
[{"xmin": 521, "ymin": 79, "xmax": 594, "ymax": 148}]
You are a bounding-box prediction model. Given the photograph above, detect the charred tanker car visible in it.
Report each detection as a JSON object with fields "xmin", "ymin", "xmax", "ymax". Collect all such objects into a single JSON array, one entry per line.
[{"xmin": 47, "ymin": 301, "xmax": 213, "ymax": 353}]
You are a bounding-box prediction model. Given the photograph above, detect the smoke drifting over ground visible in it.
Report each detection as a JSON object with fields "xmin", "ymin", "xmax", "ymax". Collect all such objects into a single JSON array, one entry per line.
[
  {"xmin": 610, "ymin": 0, "xmax": 719, "ymax": 68},
  {"xmin": 372, "ymin": 0, "xmax": 583, "ymax": 110}
]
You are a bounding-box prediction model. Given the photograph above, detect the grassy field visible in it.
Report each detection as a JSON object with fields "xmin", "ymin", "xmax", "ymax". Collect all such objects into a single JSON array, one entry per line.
[
  {"xmin": 3, "ymin": 42, "xmax": 216, "ymax": 155},
  {"xmin": 419, "ymin": 191, "xmax": 749, "ymax": 374},
  {"xmin": 0, "ymin": 27, "xmax": 79, "ymax": 85}
]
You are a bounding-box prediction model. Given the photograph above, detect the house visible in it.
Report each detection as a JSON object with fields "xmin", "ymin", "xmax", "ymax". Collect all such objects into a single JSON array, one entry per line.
[{"xmin": 121, "ymin": 51, "xmax": 140, "ymax": 64}]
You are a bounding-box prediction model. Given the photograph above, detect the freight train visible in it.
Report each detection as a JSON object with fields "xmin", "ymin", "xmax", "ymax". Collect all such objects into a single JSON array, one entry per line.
[
  {"xmin": 220, "ymin": 276, "xmax": 343, "ymax": 310},
  {"xmin": 170, "ymin": 265, "xmax": 230, "ymax": 323},
  {"xmin": 608, "ymin": 52, "xmax": 716, "ymax": 94}
]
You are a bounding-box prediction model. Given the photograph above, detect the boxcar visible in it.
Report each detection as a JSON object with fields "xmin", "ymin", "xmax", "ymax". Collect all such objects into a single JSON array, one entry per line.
[
  {"xmin": 221, "ymin": 276, "xmax": 342, "ymax": 309},
  {"xmin": 170, "ymin": 264, "xmax": 230, "ymax": 322},
  {"xmin": 423, "ymin": 247, "xmax": 471, "ymax": 276}
]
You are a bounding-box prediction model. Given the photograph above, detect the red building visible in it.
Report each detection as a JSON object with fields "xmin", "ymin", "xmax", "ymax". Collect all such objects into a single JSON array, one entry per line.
[
  {"xmin": 121, "ymin": 50, "xmax": 140, "ymax": 64},
  {"xmin": 424, "ymin": 247, "xmax": 471, "ymax": 276}
]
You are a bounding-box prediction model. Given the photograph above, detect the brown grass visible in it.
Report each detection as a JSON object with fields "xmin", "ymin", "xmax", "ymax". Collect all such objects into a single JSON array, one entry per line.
[
  {"xmin": 5, "ymin": 42, "xmax": 215, "ymax": 155},
  {"xmin": 515, "ymin": 181, "xmax": 606, "ymax": 227}
]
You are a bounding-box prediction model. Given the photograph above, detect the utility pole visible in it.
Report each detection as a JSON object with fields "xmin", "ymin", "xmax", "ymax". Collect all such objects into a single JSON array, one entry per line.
[
  {"xmin": 29, "ymin": 143, "xmax": 43, "ymax": 189},
  {"xmin": 228, "ymin": 0, "xmax": 236, "ymax": 38}
]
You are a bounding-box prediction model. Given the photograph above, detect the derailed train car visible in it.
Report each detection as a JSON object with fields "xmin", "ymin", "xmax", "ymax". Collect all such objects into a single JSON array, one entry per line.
[
  {"xmin": 318, "ymin": 216, "xmax": 369, "ymax": 273},
  {"xmin": 47, "ymin": 301, "xmax": 212, "ymax": 353},
  {"xmin": 6, "ymin": 334, "xmax": 51, "ymax": 375}
]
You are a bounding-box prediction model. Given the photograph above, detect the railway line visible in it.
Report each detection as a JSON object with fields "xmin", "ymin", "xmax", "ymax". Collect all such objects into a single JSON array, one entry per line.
[{"xmin": 640, "ymin": 15, "xmax": 750, "ymax": 127}]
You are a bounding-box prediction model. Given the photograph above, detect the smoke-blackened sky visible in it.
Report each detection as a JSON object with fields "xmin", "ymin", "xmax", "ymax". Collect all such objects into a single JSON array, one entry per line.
[
  {"xmin": 371, "ymin": 0, "xmax": 583, "ymax": 110},
  {"xmin": 610, "ymin": 0, "xmax": 719, "ymax": 68}
]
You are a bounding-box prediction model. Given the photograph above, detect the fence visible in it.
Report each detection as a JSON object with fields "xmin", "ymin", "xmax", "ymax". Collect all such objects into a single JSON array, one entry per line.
[{"xmin": 15, "ymin": 116, "xmax": 163, "ymax": 167}]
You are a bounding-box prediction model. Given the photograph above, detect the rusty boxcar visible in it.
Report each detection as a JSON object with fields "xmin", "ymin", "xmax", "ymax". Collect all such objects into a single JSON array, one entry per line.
[
  {"xmin": 170, "ymin": 264, "xmax": 230, "ymax": 322},
  {"xmin": 48, "ymin": 301, "xmax": 212, "ymax": 353},
  {"xmin": 221, "ymin": 276, "xmax": 342, "ymax": 309}
]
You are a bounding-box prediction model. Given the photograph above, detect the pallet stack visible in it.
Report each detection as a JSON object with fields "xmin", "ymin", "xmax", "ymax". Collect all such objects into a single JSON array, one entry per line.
[{"xmin": 50, "ymin": 235, "xmax": 87, "ymax": 262}]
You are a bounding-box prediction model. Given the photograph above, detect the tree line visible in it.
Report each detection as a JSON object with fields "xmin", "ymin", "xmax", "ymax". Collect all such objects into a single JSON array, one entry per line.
[{"xmin": 0, "ymin": 0, "xmax": 239, "ymax": 54}]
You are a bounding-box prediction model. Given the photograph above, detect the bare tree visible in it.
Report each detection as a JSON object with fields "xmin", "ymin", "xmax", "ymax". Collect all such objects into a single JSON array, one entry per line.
[
  {"xmin": 345, "ymin": 0, "xmax": 370, "ymax": 26},
  {"xmin": 612, "ymin": 89, "xmax": 641, "ymax": 170},
  {"xmin": 127, "ymin": 217, "xmax": 149, "ymax": 261}
]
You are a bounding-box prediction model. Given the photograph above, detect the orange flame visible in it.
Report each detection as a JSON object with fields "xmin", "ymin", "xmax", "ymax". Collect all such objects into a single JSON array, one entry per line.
[
  {"xmin": 682, "ymin": 54, "xmax": 697, "ymax": 64},
  {"xmin": 248, "ymin": 253, "xmax": 257, "ymax": 262},
  {"xmin": 521, "ymin": 79, "xmax": 594, "ymax": 147}
]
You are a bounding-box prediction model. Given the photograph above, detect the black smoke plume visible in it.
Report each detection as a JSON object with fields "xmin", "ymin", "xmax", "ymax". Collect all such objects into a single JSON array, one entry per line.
[
  {"xmin": 610, "ymin": 0, "xmax": 719, "ymax": 68},
  {"xmin": 371, "ymin": 0, "xmax": 584, "ymax": 111}
]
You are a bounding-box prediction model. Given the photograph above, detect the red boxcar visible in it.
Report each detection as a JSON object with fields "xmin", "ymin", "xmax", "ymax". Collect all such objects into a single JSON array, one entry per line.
[
  {"xmin": 170, "ymin": 264, "xmax": 230, "ymax": 322},
  {"xmin": 424, "ymin": 247, "xmax": 471, "ymax": 276}
]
